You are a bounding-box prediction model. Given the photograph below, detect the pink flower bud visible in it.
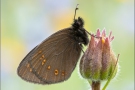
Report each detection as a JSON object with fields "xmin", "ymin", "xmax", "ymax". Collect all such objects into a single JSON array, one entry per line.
[{"xmin": 80, "ymin": 29, "xmax": 118, "ymax": 81}]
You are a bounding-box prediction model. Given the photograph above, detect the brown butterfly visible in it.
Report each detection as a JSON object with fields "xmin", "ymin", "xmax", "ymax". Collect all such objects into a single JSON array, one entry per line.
[{"xmin": 17, "ymin": 4, "xmax": 90, "ymax": 84}]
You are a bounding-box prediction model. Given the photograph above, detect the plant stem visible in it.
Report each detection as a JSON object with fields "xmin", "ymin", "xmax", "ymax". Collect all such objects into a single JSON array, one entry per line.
[{"xmin": 91, "ymin": 81, "xmax": 100, "ymax": 90}]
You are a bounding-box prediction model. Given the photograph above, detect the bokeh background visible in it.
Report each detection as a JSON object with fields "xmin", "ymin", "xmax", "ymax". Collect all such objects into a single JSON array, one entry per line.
[{"xmin": 1, "ymin": 0, "xmax": 134, "ymax": 90}]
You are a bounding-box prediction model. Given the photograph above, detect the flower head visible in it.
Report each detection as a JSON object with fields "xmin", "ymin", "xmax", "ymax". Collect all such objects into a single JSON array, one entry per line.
[{"xmin": 80, "ymin": 29, "xmax": 118, "ymax": 81}]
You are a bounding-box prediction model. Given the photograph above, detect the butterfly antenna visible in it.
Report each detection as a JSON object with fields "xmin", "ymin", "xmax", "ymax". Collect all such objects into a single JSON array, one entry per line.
[
  {"xmin": 85, "ymin": 30, "xmax": 92, "ymax": 36},
  {"xmin": 84, "ymin": 30, "xmax": 101, "ymax": 38},
  {"xmin": 74, "ymin": 4, "xmax": 79, "ymax": 20}
]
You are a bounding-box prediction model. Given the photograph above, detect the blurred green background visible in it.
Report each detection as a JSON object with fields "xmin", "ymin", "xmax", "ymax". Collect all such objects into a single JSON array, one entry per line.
[{"xmin": 1, "ymin": 0, "xmax": 134, "ymax": 90}]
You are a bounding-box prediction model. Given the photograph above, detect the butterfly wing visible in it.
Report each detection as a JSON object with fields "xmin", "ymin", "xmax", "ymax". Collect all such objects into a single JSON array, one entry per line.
[
  {"xmin": 17, "ymin": 28, "xmax": 82, "ymax": 84},
  {"xmin": 17, "ymin": 46, "xmax": 46, "ymax": 84}
]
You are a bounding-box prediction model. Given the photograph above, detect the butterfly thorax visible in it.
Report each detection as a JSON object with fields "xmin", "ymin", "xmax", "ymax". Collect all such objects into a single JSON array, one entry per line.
[{"xmin": 71, "ymin": 17, "xmax": 89, "ymax": 46}]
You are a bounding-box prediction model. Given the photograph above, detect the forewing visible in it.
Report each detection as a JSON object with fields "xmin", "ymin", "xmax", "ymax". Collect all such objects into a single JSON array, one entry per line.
[{"xmin": 17, "ymin": 28, "xmax": 82, "ymax": 84}]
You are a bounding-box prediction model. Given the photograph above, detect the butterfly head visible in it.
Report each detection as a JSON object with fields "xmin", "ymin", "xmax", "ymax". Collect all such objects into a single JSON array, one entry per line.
[{"xmin": 72, "ymin": 17, "xmax": 84, "ymax": 29}]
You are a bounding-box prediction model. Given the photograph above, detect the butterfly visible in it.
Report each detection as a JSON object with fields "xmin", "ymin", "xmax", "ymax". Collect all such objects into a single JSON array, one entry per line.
[{"xmin": 17, "ymin": 4, "xmax": 91, "ymax": 84}]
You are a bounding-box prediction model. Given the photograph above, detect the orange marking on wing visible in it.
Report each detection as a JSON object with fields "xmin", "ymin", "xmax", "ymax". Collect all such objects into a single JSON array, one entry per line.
[
  {"xmin": 42, "ymin": 55, "xmax": 45, "ymax": 58},
  {"xmin": 47, "ymin": 66, "xmax": 51, "ymax": 70},
  {"xmin": 55, "ymin": 69, "xmax": 59, "ymax": 75},
  {"xmin": 42, "ymin": 59, "xmax": 46, "ymax": 65},
  {"xmin": 30, "ymin": 68, "xmax": 32, "ymax": 72},
  {"xmin": 62, "ymin": 71, "xmax": 65, "ymax": 76}
]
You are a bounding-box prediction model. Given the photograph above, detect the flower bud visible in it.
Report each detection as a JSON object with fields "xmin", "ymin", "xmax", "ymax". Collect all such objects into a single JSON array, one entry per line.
[{"xmin": 80, "ymin": 29, "xmax": 118, "ymax": 81}]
